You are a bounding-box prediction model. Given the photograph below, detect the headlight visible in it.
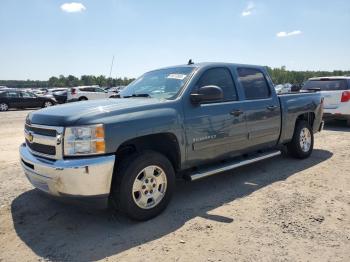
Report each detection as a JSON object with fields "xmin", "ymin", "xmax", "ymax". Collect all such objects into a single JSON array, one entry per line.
[{"xmin": 64, "ymin": 124, "xmax": 105, "ymax": 156}]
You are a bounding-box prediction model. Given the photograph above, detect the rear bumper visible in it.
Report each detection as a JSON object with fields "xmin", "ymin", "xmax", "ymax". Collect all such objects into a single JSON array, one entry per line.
[
  {"xmin": 19, "ymin": 143, "xmax": 115, "ymax": 207},
  {"xmin": 323, "ymin": 112, "xmax": 350, "ymax": 120}
]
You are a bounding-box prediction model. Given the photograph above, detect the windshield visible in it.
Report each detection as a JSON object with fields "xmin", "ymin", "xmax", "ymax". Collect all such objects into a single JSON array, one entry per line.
[
  {"xmin": 302, "ymin": 79, "xmax": 348, "ymax": 91},
  {"xmin": 120, "ymin": 67, "xmax": 195, "ymax": 99}
]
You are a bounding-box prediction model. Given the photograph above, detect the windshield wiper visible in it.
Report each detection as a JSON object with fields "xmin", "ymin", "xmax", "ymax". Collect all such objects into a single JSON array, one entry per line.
[{"xmin": 123, "ymin": 94, "xmax": 150, "ymax": 98}]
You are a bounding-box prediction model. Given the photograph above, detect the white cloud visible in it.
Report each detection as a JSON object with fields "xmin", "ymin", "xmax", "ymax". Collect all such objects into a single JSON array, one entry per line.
[
  {"xmin": 242, "ymin": 11, "xmax": 252, "ymax": 17},
  {"xmin": 241, "ymin": 2, "xmax": 255, "ymax": 17},
  {"xmin": 60, "ymin": 2, "xmax": 86, "ymax": 13},
  {"xmin": 276, "ymin": 30, "xmax": 302, "ymax": 37}
]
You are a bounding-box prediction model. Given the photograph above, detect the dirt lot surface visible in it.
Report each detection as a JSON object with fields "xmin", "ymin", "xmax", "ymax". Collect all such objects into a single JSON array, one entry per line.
[{"xmin": 0, "ymin": 109, "xmax": 349, "ymax": 262}]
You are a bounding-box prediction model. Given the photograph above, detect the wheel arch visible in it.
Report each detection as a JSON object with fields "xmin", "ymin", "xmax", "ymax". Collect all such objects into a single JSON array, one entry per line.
[
  {"xmin": 79, "ymin": 96, "xmax": 88, "ymax": 101},
  {"xmin": 114, "ymin": 132, "xmax": 181, "ymax": 172},
  {"xmin": 295, "ymin": 112, "xmax": 315, "ymax": 129}
]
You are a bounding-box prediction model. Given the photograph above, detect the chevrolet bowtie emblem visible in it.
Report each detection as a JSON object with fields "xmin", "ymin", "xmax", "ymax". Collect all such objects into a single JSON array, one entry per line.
[{"xmin": 28, "ymin": 132, "xmax": 34, "ymax": 143}]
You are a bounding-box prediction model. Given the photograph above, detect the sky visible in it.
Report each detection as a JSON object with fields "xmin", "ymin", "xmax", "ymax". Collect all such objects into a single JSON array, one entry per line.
[{"xmin": 0, "ymin": 0, "xmax": 349, "ymax": 80}]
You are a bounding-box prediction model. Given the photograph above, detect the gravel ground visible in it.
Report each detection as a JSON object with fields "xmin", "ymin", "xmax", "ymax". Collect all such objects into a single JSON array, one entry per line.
[{"xmin": 0, "ymin": 109, "xmax": 349, "ymax": 262}]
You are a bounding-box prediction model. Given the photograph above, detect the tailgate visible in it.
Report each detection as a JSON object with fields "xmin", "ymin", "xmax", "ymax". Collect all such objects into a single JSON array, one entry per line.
[{"xmin": 321, "ymin": 91, "xmax": 343, "ymax": 109}]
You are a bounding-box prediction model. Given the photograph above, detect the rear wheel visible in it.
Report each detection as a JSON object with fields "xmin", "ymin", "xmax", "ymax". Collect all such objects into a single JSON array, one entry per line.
[
  {"xmin": 287, "ymin": 120, "xmax": 314, "ymax": 159},
  {"xmin": 110, "ymin": 151, "xmax": 175, "ymax": 221},
  {"xmin": 79, "ymin": 97, "xmax": 88, "ymax": 101},
  {"xmin": 0, "ymin": 103, "xmax": 9, "ymax": 111}
]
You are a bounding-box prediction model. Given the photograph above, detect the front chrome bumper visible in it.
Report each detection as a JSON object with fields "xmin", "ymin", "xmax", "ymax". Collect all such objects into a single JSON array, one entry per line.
[{"xmin": 20, "ymin": 143, "xmax": 115, "ymax": 200}]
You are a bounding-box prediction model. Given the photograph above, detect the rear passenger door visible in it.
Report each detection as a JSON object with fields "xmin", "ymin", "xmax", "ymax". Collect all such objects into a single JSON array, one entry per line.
[
  {"xmin": 237, "ymin": 67, "xmax": 281, "ymax": 149},
  {"xmin": 5, "ymin": 91, "xmax": 21, "ymax": 107}
]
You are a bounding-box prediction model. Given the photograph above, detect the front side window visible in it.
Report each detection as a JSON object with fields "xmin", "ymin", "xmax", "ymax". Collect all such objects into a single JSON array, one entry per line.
[
  {"xmin": 94, "ymin": 88, "xmax": 105, "ymax": 93},
  {"xmin": 21, "ymin": 92, "xmax": 36, "ymax": 98},
  {"xmin": 120, "ymin": 67, "xmax": 195, "ymax": 100},
  {"xmin": 237, "ymin": 68, "xmax": 271, "ymax": 100},
  {"xmin": 196, "ymin": 68, "xmax": 237, "ymax": 101}
]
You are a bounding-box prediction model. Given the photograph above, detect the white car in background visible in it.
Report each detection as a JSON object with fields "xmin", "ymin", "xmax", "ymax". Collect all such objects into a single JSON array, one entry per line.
[
  {"xmin": 67, "ymin": 85, "xmax": 115, "ymax": 102},
  {"xmin": 275, "ymin": 83, "xmax": 292, "ymax": 94},
  {"xmin": 302, "ymin": 76, "xmax": 350, "ymax": 126}
]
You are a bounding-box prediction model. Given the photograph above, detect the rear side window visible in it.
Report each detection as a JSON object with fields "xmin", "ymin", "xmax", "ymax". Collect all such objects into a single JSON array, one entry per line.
[
  {"xmin": 237, "ymin": 68, "xmax": 271, "ymax": 100},
  {"xmin": 196, "ymin": 68, "xmax": 237, "ymax": 101},
  {"xmin": 6, "ymin": 91, "xmax": 19, "ymax": 98},
  {"xmin": 303, "ymin": 79, "xmax": 348, "ymax": 91}
]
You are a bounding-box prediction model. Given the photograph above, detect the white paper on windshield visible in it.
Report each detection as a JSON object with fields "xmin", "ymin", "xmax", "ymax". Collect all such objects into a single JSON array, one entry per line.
[{"xmin": 167, "ymin": 74, "xmax": 187, "ymax": 80}]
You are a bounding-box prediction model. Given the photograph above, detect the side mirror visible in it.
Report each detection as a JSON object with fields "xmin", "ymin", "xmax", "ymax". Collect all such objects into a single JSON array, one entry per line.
[{"xmin": 190, "ymin": 85, "xmax": 223, "ymax": 104}]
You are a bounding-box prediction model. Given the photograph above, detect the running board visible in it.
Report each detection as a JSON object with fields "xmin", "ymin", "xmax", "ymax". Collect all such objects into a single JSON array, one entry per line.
[{"xmin": 188, "ymin": 150, "xmax": 281, "ymax": 181}]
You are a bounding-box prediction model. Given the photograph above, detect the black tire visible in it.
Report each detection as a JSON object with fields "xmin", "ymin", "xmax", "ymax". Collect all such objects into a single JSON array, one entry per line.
[
  {"xmin": 42, "ymin": 101, "xmax": 53, "ymax": 108},
  {"xmin": 287, "ymin": 120, "xmax": 314, "ymax": 159},
  {"xmin": 110, "ymin": 151, "xmax": 175, "ymax": 221},
  {"xmin": 0, "ymin": 102, "xmax": 9, "ymax": 111},
  {"xmin": 346, "ymin": 119, "xmax": 350, "ymax": 127},
  {"xmin": 79, "ymin": 97, "xmax": 88, "ymax": 101}
]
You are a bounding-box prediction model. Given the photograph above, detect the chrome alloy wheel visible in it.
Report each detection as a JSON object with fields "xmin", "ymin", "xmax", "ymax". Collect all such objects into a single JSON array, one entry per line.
[
  {"xmin": 44, "ymin": 101, "xmax": 53, "ymax": 107},
  {"xmin": 0, "ymin": 103, "xmax": 8, "ymax": 111},
  {"xmin": 132, "ymin": 165, "xmax": 167, "ymax": 209},
  {"xmin": 299, "ymin": 127, "xmax": 312, "ymax": 152}
]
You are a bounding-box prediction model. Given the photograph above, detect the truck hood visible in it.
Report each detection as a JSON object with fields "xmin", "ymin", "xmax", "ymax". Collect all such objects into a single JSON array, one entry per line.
[{"xmin": 27, "ymin": 98, "xmax": 165, "ymax": 126}]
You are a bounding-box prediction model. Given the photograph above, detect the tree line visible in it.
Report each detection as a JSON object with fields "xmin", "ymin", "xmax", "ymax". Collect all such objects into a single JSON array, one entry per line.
[
  {"xmin": 267, "ymin": 66, "xmax": 350, "ymax": 86},
  {"xmin": 1, "ymin": 67, "xmax": 349, "ymax": 89},
  {"xmin": 0, "ymin": 75, "xmax": 135, "ymax": 89}
]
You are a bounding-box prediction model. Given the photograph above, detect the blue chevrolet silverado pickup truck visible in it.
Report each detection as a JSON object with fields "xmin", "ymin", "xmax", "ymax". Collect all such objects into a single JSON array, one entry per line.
[{"xmin": 20, "ymin": 62, "xmax": 324, "ymax": 220}]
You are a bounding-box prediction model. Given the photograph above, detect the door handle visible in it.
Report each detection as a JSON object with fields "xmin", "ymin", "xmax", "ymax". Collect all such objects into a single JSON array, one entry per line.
[
  {"xmin": 230, "ymin": 109, "xmax": 243, "ymax": 117},
  {"xmin": 266, "ymin": 105, "xmax": 278, "ymax": 111}
]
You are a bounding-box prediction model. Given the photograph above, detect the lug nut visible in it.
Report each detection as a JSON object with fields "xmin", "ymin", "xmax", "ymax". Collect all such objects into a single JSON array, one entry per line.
[
  {"xmin": 153, "ymin": 184, "xmax": 156, "ymax": 188},
  {"xmin": 150, "ymin": 190, "xmax": 153, "ymax": 194},
  {"xmin": 150, "ymin": 178, "xmax": 154, "ymax": 182},
  {"xmin": 142, "ymin": 185, "xmax": 146, "ymax": 189},
  {"xmin": 145, "ymin": 179, "xmax": 149, "ymax": 183},
  {"xmin": 145, "ymin": 190, "xmax": 148, "ymax": 194}
]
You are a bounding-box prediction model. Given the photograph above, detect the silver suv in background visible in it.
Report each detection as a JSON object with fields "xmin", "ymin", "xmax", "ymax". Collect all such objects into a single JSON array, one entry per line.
[
  {"xmin": 303, "ymin": 77, "xmax": 350, "ymax": 126},
  {"xmin": 67, "ymin": 85, "xmax": 115, "ymax": 102}
]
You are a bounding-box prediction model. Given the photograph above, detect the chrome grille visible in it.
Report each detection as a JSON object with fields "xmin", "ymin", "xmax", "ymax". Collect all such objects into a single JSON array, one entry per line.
[{"xmin": 24, "ymin": 124, "xmax": 64, "ymax": 160}]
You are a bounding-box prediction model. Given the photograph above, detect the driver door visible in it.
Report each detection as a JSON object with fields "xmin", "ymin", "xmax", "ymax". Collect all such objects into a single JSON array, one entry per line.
[
  {"xmin": 20, "ymin": 92, "xmax": 41, "ymax": 108},
  {"xmin": 184, "ymin": 67, "xmax": 248, "ymax": 166}
]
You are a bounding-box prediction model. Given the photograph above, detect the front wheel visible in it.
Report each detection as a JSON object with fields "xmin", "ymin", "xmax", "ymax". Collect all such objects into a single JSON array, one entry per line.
[
  {"xmin": 287, "ymin": 120, "xmax": 314, "ymax": 159},
  {"xmin": 0, "ymin": 103, "xmax": 9, "ymax": 111},
  {"xmin": 110, "ymin": 151, "xmax": 175, "ymax": 221},
  {"xmin": 43, "ymin": 101, "xmax": 53, "ymax": 108}
]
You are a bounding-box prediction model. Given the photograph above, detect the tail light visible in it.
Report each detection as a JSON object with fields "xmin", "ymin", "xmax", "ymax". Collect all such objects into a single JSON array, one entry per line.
[
  {"xmin": 341, "ymin": 91, "xmax": 350, "ymax": 102},
  {"xmin": 71, "ymin": 88, "xmax": 76, "ymax": 95}
]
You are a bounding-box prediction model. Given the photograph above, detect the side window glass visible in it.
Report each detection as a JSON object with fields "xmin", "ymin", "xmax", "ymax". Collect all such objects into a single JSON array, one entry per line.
[
  {"xmin": 196, "ymin": 68, "xmax": 237, "ymax": 101},
  {"xmin": 94, "ymin": 88, "xmax": 104, "ymax": 92},
  {"xmin": 237, "ymin": 68, "xmax": 271, "ymax": 100},
  {"xmin": 21, "ymin": 92, "xmax": 31, "ymax": 98},
  {"xmin": 6, "ymin": 92, "xmax": 19, "ymax": 98}
]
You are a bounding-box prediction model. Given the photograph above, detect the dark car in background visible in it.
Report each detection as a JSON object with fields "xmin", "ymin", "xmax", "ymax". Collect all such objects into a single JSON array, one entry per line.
[
  {"xmin": 0, "ymin": 89, "xmax": 56, "ymax": 111},
  {"xmin": 48, "ymin": 88, "xmax": 68, "ymax": 104}
]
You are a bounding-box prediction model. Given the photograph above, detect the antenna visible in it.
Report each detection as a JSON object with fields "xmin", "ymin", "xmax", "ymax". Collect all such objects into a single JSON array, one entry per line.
[
  {"xmin": 109, "ymin": 55, "xmax": 115, "ymax": 78},
  {"xmin": 108, "ymin": 56, "xmax": 115, "ymax": 87},
  {"xmin": 188, "ymin": 59, "xmax": 194, "ymax": 65}
]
